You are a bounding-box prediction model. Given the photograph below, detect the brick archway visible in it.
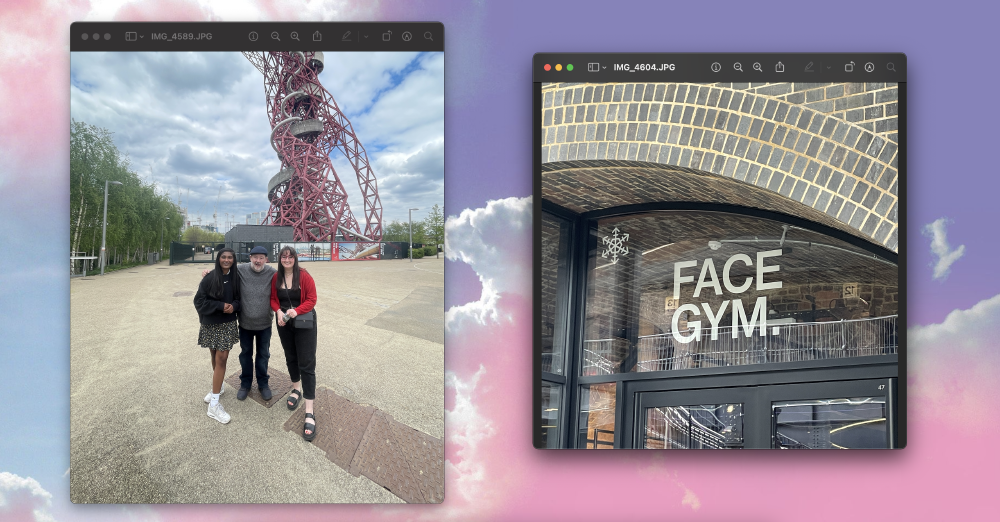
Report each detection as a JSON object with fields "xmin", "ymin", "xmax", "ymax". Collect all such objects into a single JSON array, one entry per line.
[{"xmin": 541, "ymin": 82, "xmax": 899, "ymax": 251}]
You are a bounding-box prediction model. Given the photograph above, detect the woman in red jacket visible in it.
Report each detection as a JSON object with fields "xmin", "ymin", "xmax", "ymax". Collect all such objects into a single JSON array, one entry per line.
[{"xmin": 271, "ymin": 246, "xmax": 319, "ymax": 441}]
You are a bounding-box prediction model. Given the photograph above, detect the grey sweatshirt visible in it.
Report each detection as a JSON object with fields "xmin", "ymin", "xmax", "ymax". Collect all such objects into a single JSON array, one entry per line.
[{"xmin": 236, "ymin": 262, "xmax": 277, "ymax": 330}]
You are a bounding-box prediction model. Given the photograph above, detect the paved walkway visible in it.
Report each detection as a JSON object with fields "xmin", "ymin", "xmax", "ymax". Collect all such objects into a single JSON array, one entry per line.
[{"xmin": 70, "ymin": 258, "xmax": 444, "ymax": 503}]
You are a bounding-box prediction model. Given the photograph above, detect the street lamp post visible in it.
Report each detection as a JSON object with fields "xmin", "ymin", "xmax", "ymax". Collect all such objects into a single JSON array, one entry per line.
[
  {"xmin": 409, "ymin": 208, "xmax": 419, "ymax": 262},
  {"xmin": 100, "ymin": 180, "xmax": 123, "ymax": 276},
  {"xmin": 160, "ymin": 216, "xmax": 170, "ymax": 262}
]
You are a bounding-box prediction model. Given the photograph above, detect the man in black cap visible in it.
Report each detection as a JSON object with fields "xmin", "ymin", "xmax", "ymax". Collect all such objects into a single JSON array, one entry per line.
[{"xmin": 203, "ymin": 246, "xmax": 277, "ymax": 401}]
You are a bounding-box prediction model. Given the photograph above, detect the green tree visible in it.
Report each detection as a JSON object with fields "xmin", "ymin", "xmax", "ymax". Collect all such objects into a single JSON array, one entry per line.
[
  {"xmin": 382, "ymin": 219, "xmax": 409, "ymax": 242},
  {"xmin": 422, "ymin": 203, "xmax": 444, "ymax": 257},
  {"xmin": 382, "ymin": 218, "xmax": 425, "ymax": 244},
  {"xmin": 181, "ymin": 227, "xmax": 224, "ymax": 246},
  {"xmin": 70, "ymin": 120, "xmax": 183, "ymax": 269}
]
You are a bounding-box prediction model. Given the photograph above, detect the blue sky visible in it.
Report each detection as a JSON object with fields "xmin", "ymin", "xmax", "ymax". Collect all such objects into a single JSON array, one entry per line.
[{"xmin": 69, "ymin": 51, "xmax": 444, "ymax": 230}]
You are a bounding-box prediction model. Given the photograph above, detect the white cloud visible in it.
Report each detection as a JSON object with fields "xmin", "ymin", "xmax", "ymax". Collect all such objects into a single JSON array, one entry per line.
[
  {"xmin": 922, "ymin": 217, "xmax": 965, "ymax": 280},
  {"xmin": 909, "ymin": 293, "xmax": 1000, "ymax": 433},
  {"xmin": 82, "ymin": 0, "xmax": 380, "ymax": 23},
  {"xmin": 70, "ymin": 50, "xmax": 443, "ymax": 230},
  {"xmin": 444, "ymin": 197, "xmax": 531, "ymax": 331},
  {"xmin": 680, "ymin": 486, "xmax": 701, "ymax": 511},
  {"xmin": 441, "ymin": 366, "xmax": 494, "ymax": 516},
  {"xmin": 0, "ymin": 472, "xmax": 55, "ymax": 522}
]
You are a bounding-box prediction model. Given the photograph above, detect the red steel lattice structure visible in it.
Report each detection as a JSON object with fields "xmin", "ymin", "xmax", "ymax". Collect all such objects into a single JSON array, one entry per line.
[{"xmin": 243, "ymin": 51, "xmax": 382, "ymax": 242}]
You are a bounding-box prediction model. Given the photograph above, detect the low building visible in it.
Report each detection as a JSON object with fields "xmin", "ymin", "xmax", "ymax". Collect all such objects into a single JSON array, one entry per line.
[{"xmin": 224, "ymin": 224, "xmax": 294, "ymax": 262}]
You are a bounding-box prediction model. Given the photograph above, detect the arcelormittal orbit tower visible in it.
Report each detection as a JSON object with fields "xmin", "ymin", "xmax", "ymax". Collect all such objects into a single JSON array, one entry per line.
[{"xmin": 243, "ymin": 51, "xmax": 382, "ymax": 242}]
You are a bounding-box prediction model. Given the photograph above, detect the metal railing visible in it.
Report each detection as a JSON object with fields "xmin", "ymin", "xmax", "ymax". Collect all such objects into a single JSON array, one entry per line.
[
  {"xmin": 582, "ymin": 340, "xmax": 618, "ymax": 376},
  {"xmin": 582, "ymin": 316, "xmax": 897, "ymax": 375}
]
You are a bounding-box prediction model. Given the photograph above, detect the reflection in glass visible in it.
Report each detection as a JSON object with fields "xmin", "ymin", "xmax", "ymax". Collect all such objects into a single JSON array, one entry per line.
[
  {"xmin": 579, "ymin": 383, "xmax": 616, "ymax": 449},
  {"xmin": 541, "ymin": 213, "xmax": 572, "ymax": 374},
  {"xmin": 645, "ymin": 404, "xmax": 743, "ymax": 449},
  {"xmin": 539, "ymin": 382, "xmax": 562, "ymax": 448},
  {"xmin": 773, "ymin": 397, "xmax": 887, "ymax": 449},
  {"xmin": 582, "ymin": 211, "xmax": 898, "ymax": 376}
]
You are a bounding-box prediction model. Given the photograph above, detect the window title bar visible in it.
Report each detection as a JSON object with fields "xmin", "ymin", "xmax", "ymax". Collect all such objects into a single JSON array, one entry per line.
[
  {"xmin": 71, "ymin": 22, "xmax": 443, "ymax": 52},
  {"xmin": 534, "ymin": 53, "xmax": 906, "ymax": 83}
]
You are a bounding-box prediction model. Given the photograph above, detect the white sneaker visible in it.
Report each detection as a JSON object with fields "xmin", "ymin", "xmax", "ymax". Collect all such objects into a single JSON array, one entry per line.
[
  {"xmin": 207, "ymin": 401, "xmax": 231, "ymax": 424},
  {"xmin": 203, "ymin": 382, "xmax": 226, "ymax": 403}
]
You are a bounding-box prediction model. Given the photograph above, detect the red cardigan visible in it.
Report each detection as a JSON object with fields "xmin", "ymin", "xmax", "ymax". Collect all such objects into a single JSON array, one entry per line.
[{"xmin": 271, "ymin": 269, "xmax": 317, "ymax": 315}]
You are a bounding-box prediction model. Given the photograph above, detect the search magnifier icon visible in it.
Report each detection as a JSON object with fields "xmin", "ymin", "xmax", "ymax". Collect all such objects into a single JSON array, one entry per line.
[
  {"xmin": 734, "ymin": 62, "xmax": 743, "ymax": 72},
  {"xmin": 423, "ymin": 31, "xmax": 433, "ymax": 41},
  {"xmin": 753, "ymin": 62, "xmax": 762, "ymax": 72},
  {"xmin": 291, "ymin": 31, "xmax": 300, "ymax": 41},
  {"xmin": 887, "ymin": 62, "xmax": 896, "ymax": 72},
  {"xmin": 271, "ymin": 31, "xmax": 279, "ymax": 41}
]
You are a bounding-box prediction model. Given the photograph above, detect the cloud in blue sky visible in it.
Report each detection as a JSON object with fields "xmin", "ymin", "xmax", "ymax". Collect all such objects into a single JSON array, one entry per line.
[
  {"xmin": 0, "ymin": 472, "xmax": 54, "ymax": 522},
  {"xmin": 69, "ymin": 51, "xmax": 443, "ymax": 229},
  {"xmin": 922, "ymin": 218, "xmax": 965, "ymax": 281},
  {"xmin": 444, "ymin": 197, "xmax": 531, "ymax": 331}
]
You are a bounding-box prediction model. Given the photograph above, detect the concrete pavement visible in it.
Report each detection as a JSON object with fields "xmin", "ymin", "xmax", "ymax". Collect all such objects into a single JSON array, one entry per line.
[{"xmin": 70, "ymin": 257, "xmax": 444, "ymax": 503}]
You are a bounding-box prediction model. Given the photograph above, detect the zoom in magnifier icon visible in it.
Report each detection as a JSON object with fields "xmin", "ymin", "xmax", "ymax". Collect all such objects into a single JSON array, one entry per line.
[
  {"xmin": 734, "ymin": 62, "xmax": 743, "ymax": 72},
  {"xmin": 270, "ymin": 31, "xmax": 279, "ymax": 41},
  {"xmin": 753, "ymin": 62, "xmax": 762, "ymax": 72},
  {"xmin": 291, "ymin": 31, "xmax": 300, "ymax": 41}
]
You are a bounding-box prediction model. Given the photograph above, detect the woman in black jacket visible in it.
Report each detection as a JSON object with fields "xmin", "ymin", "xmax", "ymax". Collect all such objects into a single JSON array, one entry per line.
[{"xmin": 194, "ymin": 247, "xmax": 241, "ymax": 424}]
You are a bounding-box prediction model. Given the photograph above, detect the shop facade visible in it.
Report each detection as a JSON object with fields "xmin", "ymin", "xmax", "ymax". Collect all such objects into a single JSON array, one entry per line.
[{"xmin": 536, "ymin": 82, "xmax": 903, "ymax": 449}]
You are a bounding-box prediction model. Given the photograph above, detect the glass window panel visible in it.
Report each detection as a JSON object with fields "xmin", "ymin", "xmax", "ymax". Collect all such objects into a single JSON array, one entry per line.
[
  {"xmin": 582, "ymin": 211, "xmax": 898, "ymax": 375},
  {"xmin": 539, "ymin": 382, "xmax": 562, "ymax": 448},
  {"xmin": 578, "ymin": 383, "xmax": 616, "ymax": 449},
  {"xmin": 541, "ymin": 213, "xmax": 572, "ymax": 375},
  {"xmin": 773, "ymin": 397, "xmax": 887, "ymax": 449},
  {"xmin": 644, "ymin": 404, "xmax": 743, "ymax": 449}
]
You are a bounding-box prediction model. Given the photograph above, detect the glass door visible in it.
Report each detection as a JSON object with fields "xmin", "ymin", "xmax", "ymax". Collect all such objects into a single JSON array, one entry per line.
[
  {"xmin": 635, "ymin": 378, "xmax": 895, "ymax": 449},
  {"xmin": 766, "ymin": 379, "xmax": 894, "ymax": 449},
  {"xmin": 637, "ymin": 387, "xmax": 755, "ymax": 449}
]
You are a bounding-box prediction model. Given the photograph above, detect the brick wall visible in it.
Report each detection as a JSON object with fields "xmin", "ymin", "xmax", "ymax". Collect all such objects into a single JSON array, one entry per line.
[{"xmin": 541, "ymin": 82, "xmax": 899, "ymax": 252}]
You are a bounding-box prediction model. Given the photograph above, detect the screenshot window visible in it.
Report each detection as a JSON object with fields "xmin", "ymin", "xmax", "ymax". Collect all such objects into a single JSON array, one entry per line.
[
  {"xmin": 69, "ymin": 22, "xmax": 444, "ymax": 503},
  {"xmin": 534, "ymin": 53, "xmax": 905, "ymax": 449}
]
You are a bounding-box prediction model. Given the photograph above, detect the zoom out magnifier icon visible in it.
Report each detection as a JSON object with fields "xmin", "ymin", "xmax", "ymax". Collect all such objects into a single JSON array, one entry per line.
[
  {"xmin": 734, "ymin": 62, "xmax": 743, "ymax": 72},
  {"xmin": 271, "ymin": 31, "xmax": 279, "ymax": 41}
]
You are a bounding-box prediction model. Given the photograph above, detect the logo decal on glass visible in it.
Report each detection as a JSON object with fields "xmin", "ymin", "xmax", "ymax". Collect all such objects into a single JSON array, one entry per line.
[{"xmin": 601, "ymin": 227, "xmax": 630, "ymax": 264}]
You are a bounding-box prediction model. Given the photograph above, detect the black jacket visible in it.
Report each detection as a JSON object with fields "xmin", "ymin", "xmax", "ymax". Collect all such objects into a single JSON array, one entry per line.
[{"xmin": 193, "ymin": 269, "xmax": 241, "ymax": 325}]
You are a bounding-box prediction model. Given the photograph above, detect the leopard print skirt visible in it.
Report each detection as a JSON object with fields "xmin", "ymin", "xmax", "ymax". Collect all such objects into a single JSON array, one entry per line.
[{"xmin": 197, "ymin": 320, "xmax": 240, "ymax": 351}]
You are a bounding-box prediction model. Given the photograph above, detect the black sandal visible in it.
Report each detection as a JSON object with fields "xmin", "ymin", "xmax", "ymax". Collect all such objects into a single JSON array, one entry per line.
[
  {"xmin": 303, "ymin": 413, "xmax": 317, "ymax": 441},
  {"xmin": 287, "ymin": 389, "xmax": 302, "ymax": 411}
]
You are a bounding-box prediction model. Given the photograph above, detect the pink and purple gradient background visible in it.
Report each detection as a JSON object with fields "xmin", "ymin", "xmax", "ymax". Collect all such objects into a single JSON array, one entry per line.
[{"xmin": 1, "ymin": 0, "xmax": 998, "ymax": 520}]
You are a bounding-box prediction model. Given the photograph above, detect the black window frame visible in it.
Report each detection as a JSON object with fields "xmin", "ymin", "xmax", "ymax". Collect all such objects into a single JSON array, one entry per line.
[{"xmin": 536, "ymin": 199, "xmax": 904, "ymax": 449}]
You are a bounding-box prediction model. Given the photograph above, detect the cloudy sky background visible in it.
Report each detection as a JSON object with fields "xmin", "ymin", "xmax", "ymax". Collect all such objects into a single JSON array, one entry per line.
[
  {"xmin": 3, "ymin": 0, "xmax": 1000, "ymax": 521},
  {"xmin": 70, "ymin": 50, "xmax": 443, "ymax": 231}
]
